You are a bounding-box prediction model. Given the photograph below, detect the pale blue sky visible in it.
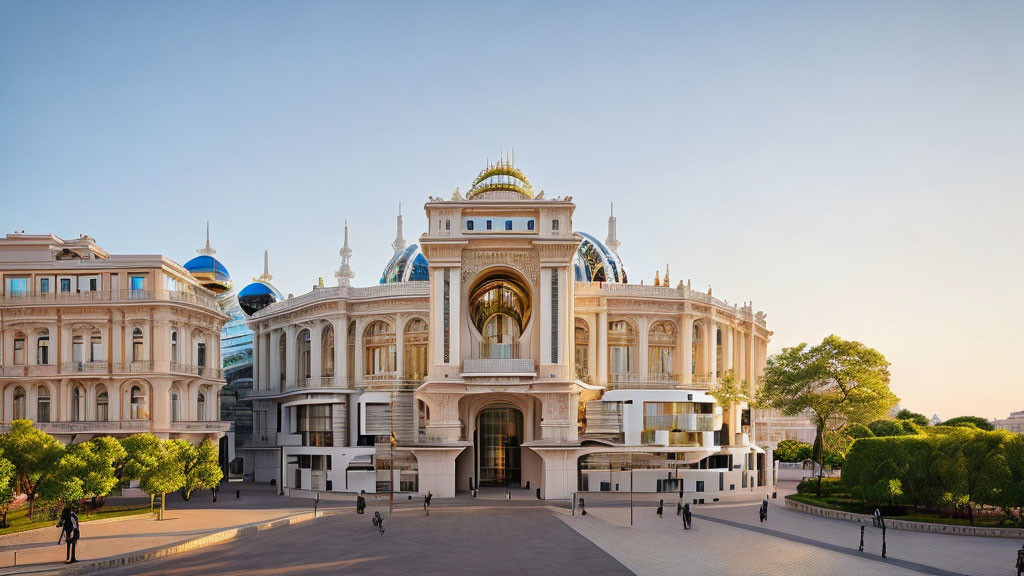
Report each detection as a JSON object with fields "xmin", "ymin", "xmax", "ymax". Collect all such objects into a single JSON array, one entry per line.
[{"xmin": 1, "ymin": 1, "xmax": 1021, "ymax": 419}]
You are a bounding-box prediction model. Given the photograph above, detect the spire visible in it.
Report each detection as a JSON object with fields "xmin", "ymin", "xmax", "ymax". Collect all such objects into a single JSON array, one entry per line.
[
  {"xmin": 335, "ymin": 220, "xmax": 355, "ymax": 288},
  {"xmin": 391, "ymin": 203, "xmax": 406, "ymax": 255},
  {"xmin": 197, "ymin": 221, "xmax": 216, "ymax": 255},
  {"xmin": 253, "ymin": 250, "xmax": 273, "ymax": 283},
  {"xmin": 605, "ymin": 203, "xmax": 621, "ymax": 252}
]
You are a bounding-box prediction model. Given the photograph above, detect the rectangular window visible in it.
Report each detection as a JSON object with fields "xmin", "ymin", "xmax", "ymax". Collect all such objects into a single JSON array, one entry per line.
[
  {"xmin": 60, "ymin": 278, "xmax": 72, "ymax": 293},
  {"xmin": 297, "ymin": 404, "xmax": 333, "ymax": 447},
  {"xmin": 505, "ymin": 220, "xmax": 513, "ymax": 231},
  {"xmin": 552, "ymin": 219, "xmax": 559, "ymax": 231},
  {"xmin": 9, "ymin": 277, "xmax": 28, "ymax": 295},
  {"xmin": 40, "ymin": 278, "xmax": 50, "ymax": 294},
  {"xmin": 466, "ymin": 220, "xmax": 474, "ymax": 231},
  {"xmin": 445, "ymin": 220, "xmax": 450, "ymax": 231},
  {"xmin": 486, "ymin": 220, "xmax": 492, "ymax": 230},
  {"xmin": 696, "ymin": 480, "xmax": 705, "ymax": 492},
  {"xmin": 527, "ymin": 220, "xmax": 535, "ymax": 231},
  {"xmin": 130, "ymin": 276, "xmax": 145, "ymax": 291},
  {"xmin": 89, "ymin": 278, "xmax": 97, "ymax": 291},
  {"xmin": 551, "ymin": 271, "xmax": 559, "ymax": 363},
  {"xmin": 165, "ymin": 276, "xmax": 177, "ymax": 291},
  {"xmin": 13, "ymin": 339, "xmax": 25, "ymax": 365},
  {"xmin": 90, "ymin": 336, "xmax": 102, "ymax": 361},
  {"xmin": 37, "ymin": 338, "xmax": 49, "ymax": 365}
]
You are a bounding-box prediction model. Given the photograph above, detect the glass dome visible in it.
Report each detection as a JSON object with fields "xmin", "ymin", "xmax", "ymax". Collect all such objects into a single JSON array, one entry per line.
[
  {"xmin": 380, "ymin": 244, "xmax": 429, "ymax": 284},
  {"xmin": 574, "ymin": 232, "xmax": 628, "ymax": 283},
  {"xmin": 237, "ymin": 281, "xmax": 283, "ymax": 316},
  {"xmin": 183, "ymin": 255, "xmax": 232, "ymax": 293}
]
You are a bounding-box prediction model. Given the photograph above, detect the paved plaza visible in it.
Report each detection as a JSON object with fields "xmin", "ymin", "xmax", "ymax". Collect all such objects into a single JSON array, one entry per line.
[{"xmin": 3, "ymin": 483, "xmax": 1021, "ymax": 576}]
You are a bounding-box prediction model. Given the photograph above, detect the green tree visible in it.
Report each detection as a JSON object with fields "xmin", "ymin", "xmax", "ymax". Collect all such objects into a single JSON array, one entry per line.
[
  {"xmin": 998, "ymin": 434, "xmax": 1024, "ymax": 526},
  {"xmin": 757, "ymin": 335, "xmax": 898, "ymax": 494},
  {"xmin": 939, "ymin": 416, "xmax": 994, "ymax": 431},
  {"xmin": 67, "ymin": 437, "xmax": 126, "ymax": 504},
  {"xmin": 139, "ymin": 440, "xmax": 185, "ymax": 520},
  {"xmin": 774, "ymin": 439, "xmax": 813, "ymax": 462},
  {"xmin": 0, "ymin": 450, "xmax": 16, "ymax": 528},
  {"xmin": 117, "ymin": 433, "xmax": 162, "ymax": 508},
  {"xmin": 0, "ymin": 420, "xmax": 64, "ymax": 519},
  {"xmin": 171, "ymin": 439, "xmax": 223, "ymax": 501},
  {"xmin": 845, "ymin": 423, "xmax": 875, "ymax": 439},
  {"xmin": 896, "ymin": 409, "xmax": 929, "ymax": 427}
]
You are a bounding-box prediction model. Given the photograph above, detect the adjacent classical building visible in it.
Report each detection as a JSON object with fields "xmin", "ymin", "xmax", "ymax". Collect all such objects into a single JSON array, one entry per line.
[
  {"xmin": 241, "ymin": 160, "xmax": 774, "ymax": 500},
  {"xmin": 0, "ymin": 233, "xmax": 231, "ymax": 444},
  {"xmin": 993, "ymin": 411, "xmax": 1024, "ymax": 434}
]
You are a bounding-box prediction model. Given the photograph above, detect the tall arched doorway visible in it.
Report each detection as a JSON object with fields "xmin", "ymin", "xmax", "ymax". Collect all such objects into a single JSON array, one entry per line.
[{"xmin": 475, "ymin": 406, "xmax": 524, "ymax": 487}]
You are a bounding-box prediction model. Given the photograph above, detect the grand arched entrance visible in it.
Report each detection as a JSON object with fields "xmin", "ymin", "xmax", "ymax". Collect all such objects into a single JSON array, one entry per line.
[{"xmin": 475, "ymin": 406, "xmax": 524, "ymax": 487}]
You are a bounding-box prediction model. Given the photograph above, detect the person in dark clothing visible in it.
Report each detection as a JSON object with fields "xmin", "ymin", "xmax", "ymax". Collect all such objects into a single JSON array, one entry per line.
[
  {"xmin": 759, "ymin": 498, "xmax": 768, "ymax": 523},
  {"xmin": 676, "ymin": 502, "xmax": 682, "ymax": 516},
  {"xmin": 56, "ymin": 507, "xmax": 80, "ymax": 564},
  {"xmin": 579, "ymin": 497, "xmax": 586, "ymax": 516},
  {"xmin": 356, "ymin": 490, "xmax": 366, "ymax": 514},
  {"xmin": 372, "ymin": 510, "xmax": 385, "ymax": 535},
  {"xmin": 423, "ymin": 492, "xmax": 432, "ymax": 515},
  {"xmin": 682, "ymin": 503, "xmax": 692, "ymax": 530},
  {"xmin": 1016, "ymin": 544, "xmax": 1024, "ymax": 576},
  {"xmin": 656, "ymin": 499, "xmax": 664, "ymax": 518}
]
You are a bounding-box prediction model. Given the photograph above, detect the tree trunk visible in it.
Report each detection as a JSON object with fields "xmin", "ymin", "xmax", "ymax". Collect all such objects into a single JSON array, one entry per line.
[
  {"xmin": 815, "ymin": 424, "xmax": 826, "ymax": 496},
  {"xmin": 161, "ymin": 493, "xmax": 166, "ymax": 521}
]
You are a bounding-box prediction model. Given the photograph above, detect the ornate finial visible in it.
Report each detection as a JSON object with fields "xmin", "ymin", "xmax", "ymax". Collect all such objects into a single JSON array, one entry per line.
[
  {"xmin": 197, "ymin": 221, "xmax": 216, "ymax": 255},
  {"xmin": 253, "ymin": 250, "xmax": 274, "ymax": 283},
  {"xmin": 654, "ymin": 270, "xmax": 661, "ymax": 286},
  {"xmin": 605, "ymin": 202, "xmax": 621, "ymax": 252},
  {"xmin": 318, "ymin": 276, "xmax": 325, "ymax": 288},
  {"xmin": 664, "ymin": 264, "xmax": 670, "ymax": 286},
  {"xmin": 391, "ymin": 204, "xmax": 406, "ymax": 255},
  {"xmin": 335, "ymin": 220, "xmax": 355, "ymax": 288},
  {"xmin": 707, "ymin": 284, "xmax": 713, "ymax": 296}
]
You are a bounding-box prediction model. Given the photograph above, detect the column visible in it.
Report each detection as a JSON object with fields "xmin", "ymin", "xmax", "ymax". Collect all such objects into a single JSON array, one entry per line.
[
  {"xmin": 586, "ymin": 314, "xmax": 597, "ymax": 383},
  {"xmin": 596, "ymin": 309, "xmax": 608, "ymax": 386},
  {"xmin": 269, "ymin": 330, "xmax": 281, "ymax": 390},
  {"xmin": 395, "ymin": 313, "xmax": 405, "ymax": 380},
  {"xmin": 284, "ymin": 326, "xmax": 297, "ymax": 387},
  {"xmin": 746, "ymin": 324, "xmax": 755, "ymax": 389},
  {"xmin": 539, "ymin": 268, "xmax": 552, "ymax": 365},
  {"xmin": 724, "ymin": 325, "xmax": 734, "ymax": 374},
  {"xmin": 448, "ymin": 270, "xmax": 461, "ymax": 366},
  {"xmin": 310, "ymin": 323, "xmax": 323, "ymax": 381},
  {"xmin": 637, "ymin": 317, "xmax": 649, "ymax": 380},
  {"xmin": 353, "ymin": 319, "xmax": 364, "ymax": 384},
  {"xmin": 707, "ymin": 317, "xmax": 717, "ymax": 381},
  {"xmin": 251, "ymin": 332, "xmax": 261, "ymax": 390},
  {"xmin": 334, "ymin": 316, "xmax": 348, "ymax": 387},
  {"xmin": 681, "ymin": 315, "xmax": 693, "ymax": 385}
]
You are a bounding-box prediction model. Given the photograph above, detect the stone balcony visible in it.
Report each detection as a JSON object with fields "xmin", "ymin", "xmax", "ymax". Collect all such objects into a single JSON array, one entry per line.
[
  {"xmin": 0, "ymin": 420, "xmax": 151, "ymax": 434},
  {"xmin": 0, "ymin": 361, "xmax": 223, "ymax": 379}
]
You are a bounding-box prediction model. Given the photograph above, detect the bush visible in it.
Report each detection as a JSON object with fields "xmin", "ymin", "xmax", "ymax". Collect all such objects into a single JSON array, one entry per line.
[
  {"xmin": 898, "ymin": 419, "xmax": 922, "ymax": 435},
  {"xmin": 896, "ymin": 409, "xmax": 930, "ymax": 427},
  {"xmin": 940, "ymin": 416, "xmax": 994, "ymax": 431},
  {"xmin": 867, "ymin": 419, "xmax": 906, "ymax": 437},
  {"xmin": 846, "ymin": 423, "xmax": 874, "ymax": 439},
  {"xmin": 797, "ymin": 477, "xmax": 844, "ymax": 496}
]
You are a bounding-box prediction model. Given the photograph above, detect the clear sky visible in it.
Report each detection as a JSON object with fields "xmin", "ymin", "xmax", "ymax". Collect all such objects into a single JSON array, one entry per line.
[{"xmin": 1, "ymin": 1, "xmax": 1021, "ymax": 420}]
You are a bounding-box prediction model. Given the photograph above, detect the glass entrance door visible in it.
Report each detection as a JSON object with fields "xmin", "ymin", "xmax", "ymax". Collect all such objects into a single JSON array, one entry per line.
[{"xmin": 477, "ymin": 407, "xmax": 523, "ymax": 487}]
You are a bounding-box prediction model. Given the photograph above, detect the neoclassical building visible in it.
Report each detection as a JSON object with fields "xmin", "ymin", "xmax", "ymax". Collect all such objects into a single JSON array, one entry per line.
[
  {"xmin": 241, "ymin": 160, "xmax": 773, "ymax": 500},
  {"xmin": 0, "ymin": 233, "xmax": 230, "ymax": 444}
]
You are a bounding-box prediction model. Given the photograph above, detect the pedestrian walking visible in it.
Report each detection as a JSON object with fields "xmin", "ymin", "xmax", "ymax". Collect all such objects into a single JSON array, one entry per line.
[
  {"xmin": 423, "ymin": 491, "xmax": 432, "ymax": 515},
  {"xmin": 579, "ymin": 497, "xmax": 587, "ymax": 516},
  {"xmin": 759, "ymin": 498, "xmax": 768, "ymax": 523},
  {"xmin": 656, "ymin": 499, "xmax": 663, "ymax": 518},
  {"xmin": 56, "ymin": 507, "xmax": 80, "ymax": 564},
  {"xmin": 356, "ymin": 490, "xmax": 367, "ymax": 514},
  {"xmin": 372, "ymin": 510, "xmax": 385, "ymax": 535},
  {"xmin": 872, "ymin": 508, "xmax": 882, "ymax": 528},
  {"xmin": 1016, "ymin": 543, "xmax": 1024, "ymax": 576},
  {"xmin": 682, "ymin": 503, "xmax": 692, "ymax": 530}
]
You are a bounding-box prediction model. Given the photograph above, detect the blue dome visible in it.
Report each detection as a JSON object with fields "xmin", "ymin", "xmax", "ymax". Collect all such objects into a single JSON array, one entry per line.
[
  {"xmin": 574, "ymin": 232, "xmax": 628, "ymax": 283},
  {"xmin": 237, "ymin": 281, "xmax": 282, "ymax": 316},
  {"xmin": 184, "ymin": 255, "xmax": 232, "ymax": 293},
  {"xmin": 381, "ymin": 244, "xmax": 429, "ymax": 283}
]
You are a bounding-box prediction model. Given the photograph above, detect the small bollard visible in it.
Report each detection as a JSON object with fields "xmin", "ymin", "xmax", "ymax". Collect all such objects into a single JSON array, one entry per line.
[
  {"xmin": 525, "ymin": 480, "xmax": 531, "ymax": 490},
  {"xmin": 859, "ymin": 525, "xmax": 864, "ymax": 552},
  {"xmin": 236, "ymin": 489, "xmax": 241, "ymax": 499},
  {"xmin": 536, "ymin": 488, "xmax": 541, "ymax": 500},
  {"xmin": 314, "ymin": 493, "xmax": 319, "ymax": 518},
  {"xmin": 881, "ymin": 520, "xmax": 887, "ymax": 558}
]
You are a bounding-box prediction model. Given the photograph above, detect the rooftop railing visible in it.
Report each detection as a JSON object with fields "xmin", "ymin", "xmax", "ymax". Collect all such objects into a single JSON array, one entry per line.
[{"xmin": 0, "ymin": 288, "xmax": 221, "ymax": 313}]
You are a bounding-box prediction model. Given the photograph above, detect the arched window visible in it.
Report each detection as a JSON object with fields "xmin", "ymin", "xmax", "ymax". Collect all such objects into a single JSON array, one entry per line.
[
  {"xmin": 12, "ymin": 386, "xmax": 26, "ymax": 420},
  {"xmin": 321, "ymin": 325, "xmax": 335, "ymax": 379},
  {"xmin": 608, "ymin": 321, "xmax": 636, "ymax": 381},
  {"xmin": 96, "ymin": 386, "xmax": 109, "ymax": 421},
  {"xmin": 297, "ymin": 329, "xmax": 311, "ymax": 381},
  {"xmin": 71, "ymin": 385, "xmax": 86, "ymax": 421},
  {"xmin": 72, "ymin": 335, "xmax": 84, "ymax": 364},
  {"xmin": 197, "ymin": 392, "xmax": 206, "ymax": 422},
  {"xmin": 363, "ymin": 321, "xmax": 396, "ymax": 377},
  {"xmin": 574, "ymin": 319, "xmax": 589, "ymax": 381},
  {"xmin": 692, "ymin": 324, "xmax": 703, "ymax": 376},
  {"xmin": 129, "ymin": 385, "xmax": 148, "ymax": 420},
  {"xmin": 170, "ymin": 330, "xmax": 178, "ymax": 363},
  {"xmin": 648, "ymin": 321, "xmax": 677, "ymax": 380},
  {"xmin": 469, "ymin": 270, "xmax": 531, "ymax": 360},
  {"xmin": 716, "ymin": 328, "xmax": 724, "ymax": 375},
  {"xmin": 36, "ymin": 387, "xmax": 51, "ymax": 422},
  {"xmin": 170, "ymin": 391, "xmax": 180, "ymax": 422},
  {"xmin": 36, "ymin": 329, "xmax": 50, "ymax": 365},
  {"xmin": 132, "ymin": 328, "xmax": 144, "ymax": 363},
  {"xmin": 90, "ymin": 330, "xmax": 102, "ymax": 362},
  {"xmin": 403, "ymin": 318, "xmax": 428, "ymax": 381}
]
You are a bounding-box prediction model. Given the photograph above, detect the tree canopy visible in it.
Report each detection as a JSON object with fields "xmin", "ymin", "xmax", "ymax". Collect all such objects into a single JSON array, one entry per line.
[
  {"xmin": 939, "ymin": 416, "xmax": 994, "ymax": 431},
  {"xmin": 757, "ymin": 335, "xmax": 898, "ymax": 493},
  {"xmin": 895, "ymin": 409, "xmax": 930, "ymax": 427}
]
